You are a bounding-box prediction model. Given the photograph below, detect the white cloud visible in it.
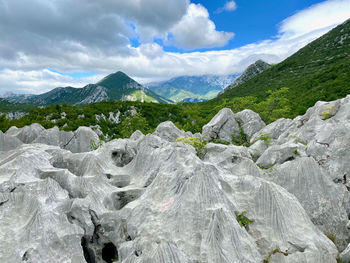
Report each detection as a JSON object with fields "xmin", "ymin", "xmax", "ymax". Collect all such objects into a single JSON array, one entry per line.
[
  {"xmin": 168, "ymin": 4, "xmax": 234, "ymax": 50},
  {"xmin": 279, "ymin": 0, "xmax": 350, "ymax": 39},
  {"xmin": 215, "ymin": 1, "xmax": 237, "ymax": 13},
  {"xmin": 225, "ymin": 1, "xmax": 237, "ymax": 11},
  {"xmin": 0, "ymin": 0, "xmax": 349, "ymax": 94}
]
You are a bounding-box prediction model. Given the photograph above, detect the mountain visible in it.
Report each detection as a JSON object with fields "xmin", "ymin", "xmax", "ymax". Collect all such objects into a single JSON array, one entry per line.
[
  {"xmin": 147, "ymin": 74, "xmax": 240, "ymax": 102},
  {"xmin": 7, "ymin": 71, "xmax": 171, "ymax": 106},
  {"xmin": 215, "ymin": 19, "xmax": 350, "ymax": 115},
  {"xmin": 219, "ymin": 60, "xmax": 271, "ymax": 95}
]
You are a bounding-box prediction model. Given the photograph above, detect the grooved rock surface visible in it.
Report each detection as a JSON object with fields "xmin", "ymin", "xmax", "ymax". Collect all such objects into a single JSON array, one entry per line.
[
  {"xmin": 235, "ymin": 109, "xmax": 265, "ymax": 138},
  {"xmin": 2, "ymin": 96, "xmax": 350, "ymax": 262},
  {"xmin": 202, "ymin": 108, "xmax": 239, "ymax": 143}
]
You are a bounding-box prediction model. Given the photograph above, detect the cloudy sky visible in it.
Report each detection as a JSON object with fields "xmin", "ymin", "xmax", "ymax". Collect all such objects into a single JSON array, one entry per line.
[{"xmin": 0, "ymin": 0, "xmax": 349, "ymax": 95}]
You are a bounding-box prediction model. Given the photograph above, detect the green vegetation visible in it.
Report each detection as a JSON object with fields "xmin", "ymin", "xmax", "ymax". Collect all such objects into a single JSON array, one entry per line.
[
  {"xmin": 255, "ymin": 133, "xmax": 272, "ymax": 145},
  {"xmin": 234, "ymin": 211, "xmax": 253, "ymax": 229},
  {"xmin": 326, "ymin": 233, "xmax": 336, "ymax": 244},
  {"xmin": 232, "ymin": 126, "xmax": 250, "ymax": 147},
  {"xmin": 263, "ymin": 248, "xmax": 289, "ymax": 263},
  {"xmin": 176, "ymin": 137, "xmax": 207, "ymax": 159},
  {"xmin": 213, "ymin": 20, "xmax": 350, "ymax": 118},
  {"xmin": 211, "ymin": 139, "xmax": 230, "ymax": 145},
  {"xmin": 90, "ymin": 138, "xmax": 103, "ymax": 151},
  {"xmin": 1, "ymin": 21, "xmax": 350, "ymax": 141}
]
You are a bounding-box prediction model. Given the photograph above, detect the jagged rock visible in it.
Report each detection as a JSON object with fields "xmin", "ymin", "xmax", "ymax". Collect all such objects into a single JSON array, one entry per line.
[
  {"xmin": 251, "ymin": 118, "xmax": 292, "ymax": 142},
  {"xmin": 153, "ymin": 121, "xmax": 187, "ymax": 142},
  {"xmin": 248, "ymin": 140, "xmax": 268, "ymax": 160},
  {"xmin": 265, "ymin": 157, "xmax": 350, "ymax": 250},
  {"xmin": 205, "ymin": 143, "xmax": 262, "ymax": 177},
  {"xmin": 3, "ymin": 95, "xmax": 350, "ymax": 262},
  {"xmin": 256, "ymin": 142, "xmax": 300, "ymax": 168},
  {"xmin": 62, "ymin": 126, "xmax": 99, "ymax": 153},
  {"xmin": 202, "ymin": 108, "xmax": 239, "ymax": 143},
  {"xmin": 130, "ymin": 130, "xmax": 144, "ymax": 141},
  {"xmin": 0, "ymin": 130, "xmax": 23, "ymax": 151},
  {"xmin": 6, "ymin": 123, "xmax": 45, "ymax": 143},
  {"xmin": 0, "ymin": 131, "xmax": 339, "ymax": 262},
  {"xmin": 235, "ymin": 109, "xmax": 265, "ymax": 138},
  {"xmin": 340, "ymin": 244, "xmax": 350, "ymax": 262},
  {"xmin": 32, "ymin": 126, "xmax": 73, "ymax": 147},
  {"xmin": 5, "ymin": 111, "xmax": 26, "ymax": 120}
]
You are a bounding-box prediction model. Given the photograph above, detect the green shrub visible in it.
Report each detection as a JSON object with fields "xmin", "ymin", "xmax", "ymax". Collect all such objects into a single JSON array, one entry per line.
[
  {"xmin": 176, "ymin": 137, "xmax": 207, "ymax": 159},
  {"xmin": 211, "ymin": 139, "xmax": 230, "ymax": 145},
  {"xmin": 235, "ymin": 211, "xmax": 253, "ymax": 229},
  {"xmin": 255, "ymin": 133, "xmax": 272, "ymax": 145},
  {"xmin": 90, "ymin": 138, "xmax": 103, "ymax": 150},
  {"xmin": 232, "ymin": 128, "xmax": 250, "ymax": 147}
]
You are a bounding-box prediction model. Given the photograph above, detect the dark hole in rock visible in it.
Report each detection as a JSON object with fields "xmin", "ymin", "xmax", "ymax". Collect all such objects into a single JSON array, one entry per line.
[
  {"xmin": 106, "ymin": 174, "xmax": 131, "ymax": 188},
  {"xmin": 22, "ymin": 248, "xmax": 33, "ymax": 261},
  {"xmin": 113, "ymin": 189, "xmax": 143, "ymax": 210},
  {"xmin": 134, "ymin": 250, "xmax": 142, "ymax": 257},
  {"xmin": 81, "ymin": 236, "xmax": 96, "ymax": 263},
  {"xmin": 285, "ymin": 156, "xmax": 295, "ymax": 162},
  {"xmin": 102, "ymin": 242, "xmax": 118, "ymax": 263},
  {"xmin": 112, "ymin": 150, "xmax": 134, "ymax": 167}
]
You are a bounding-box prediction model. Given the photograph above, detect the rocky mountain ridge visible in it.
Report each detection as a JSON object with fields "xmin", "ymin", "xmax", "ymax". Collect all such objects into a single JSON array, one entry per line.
[
  {"xmin": 1, "ymin": 94, "xmax": 350, "ymax": 262},
  {"xmin": 5, "ymin": 72, "xmax": 171, "ymax": 106},
  {"xmin": 219, "ymin": 60, "xmax": 271, "ymax": 95}
]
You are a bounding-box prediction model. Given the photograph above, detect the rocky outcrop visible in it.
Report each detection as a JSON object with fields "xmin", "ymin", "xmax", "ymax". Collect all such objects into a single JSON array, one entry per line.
[
  {"xmin": 3, "ymin": 124, "xmax": 99, "ymax": 153},
  {"xmin": 2, "ymin": 95, "xmax": 350, "ymax": 262},
  {"xmin": 202, "ymin": 108, "xmax": 240, "ymax": 143},
  {"xmin": 235, "ymin": 109, "xmax": 265, "ymax": 138},
  {"xmin": 0, "ymin": 130, "xmax": 23, "ymax": 151},
  {"xmin": 219, "ymin": 60, "xmax": 271, "ymax": 95}
]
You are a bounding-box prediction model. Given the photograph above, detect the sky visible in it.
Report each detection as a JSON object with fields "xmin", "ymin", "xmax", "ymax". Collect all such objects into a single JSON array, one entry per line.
[{"xmin": 0, "ymin": 0, "xmax": 349, "ymax": 95}]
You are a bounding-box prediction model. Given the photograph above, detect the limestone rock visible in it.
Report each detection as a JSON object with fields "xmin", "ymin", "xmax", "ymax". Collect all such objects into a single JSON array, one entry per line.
[
  {"xmin": 153, "ymin": 121, "xmax": 187, "ymax": 142},
  {"xmin": 0, "ymin": 130, "xmax": 23, "ymax": 151},
  {"xmin": 251, "ymin": 118, "xmax": 292, "ymax": 142},
  {"xmin": 256, "ymin": 142, "xmax": 299, "ymax": 168},
  {"xmin": 265, "ymin": 157, "xmax": 350, "ymax": 250},
  {"xmin": 340, "ymin": 244, "xmax": 350, "ymax": 263},
  {"xmin": 235, "ymin": 109, "xmax": 265, "ymax": 138},
  {"xmin": 202, "ymin": 108, "xmax": 239, "ymax": 143},
  {"xmin": 6, "ymin": 123, "xmax": 45, "ymax": 143}
]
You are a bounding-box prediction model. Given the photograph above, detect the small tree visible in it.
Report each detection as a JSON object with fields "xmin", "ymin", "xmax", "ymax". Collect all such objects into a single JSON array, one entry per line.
[{"xmin": 119, "ymin": 113, "xmax": 151, "ymax": 138}]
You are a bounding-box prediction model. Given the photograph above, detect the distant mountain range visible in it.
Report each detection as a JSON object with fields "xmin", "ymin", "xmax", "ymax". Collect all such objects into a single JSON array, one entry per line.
[
  {"xmin": 5, "ymin": 72, "xmax": 171, "ymax": 106},
  {"xmin": 147, "ymin": 74, "xmax": 240, "ymax": 102}
]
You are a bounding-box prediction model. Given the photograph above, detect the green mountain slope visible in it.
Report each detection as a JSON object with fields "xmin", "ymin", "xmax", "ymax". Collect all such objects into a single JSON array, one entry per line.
[{"xmin": 215, "ymin": 19, "xmax": 350, "ymax": 116}]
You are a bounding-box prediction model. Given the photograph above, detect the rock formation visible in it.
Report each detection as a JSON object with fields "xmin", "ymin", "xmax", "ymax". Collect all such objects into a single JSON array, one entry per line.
[{"xmin": 1, "ymin": 95, "xmax": 350, "ymax": 262}]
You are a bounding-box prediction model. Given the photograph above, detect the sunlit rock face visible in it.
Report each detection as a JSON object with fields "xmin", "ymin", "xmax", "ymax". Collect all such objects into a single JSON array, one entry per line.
[{"xmin": 2, "ymin": 96, "xmax": 350, "ymax": 262}]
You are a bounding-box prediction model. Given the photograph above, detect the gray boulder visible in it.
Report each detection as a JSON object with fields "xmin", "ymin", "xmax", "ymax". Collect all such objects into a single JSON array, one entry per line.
[
  {"xmin": 0, "ymin": 130, "xmax": 23, "ymax": 151},
  {"xmin": 235, "ymin": 109, "xmax": 265, "ymax": 138},
  {"xmin": 202, "ymin": 108, "xmax": 239, "ymax": 143},
  {"xmin": 265, "ymin": 157, "xmax": 350, "ymax": 250},
  {"xmin": 154, "ymin": 121, "xmax": 188, "ymax": 142},
  {"xmin": 6, "ymin": 123, "xmax": 45, "ymax": 143},
  {"xmin": 340, "ymin": 244, "xmax": 350, "ymax": 263},
  {"xmin": 256, "ymin": 142, "xmax": 299, "ymax": 168},
  {"xmin": 251, "ymin": 118, "xmax": 292, "ymax": 142}
]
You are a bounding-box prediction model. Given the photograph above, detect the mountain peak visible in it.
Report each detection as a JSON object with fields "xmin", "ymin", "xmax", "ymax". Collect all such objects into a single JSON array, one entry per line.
[{"xmin": 219, "ymin": 60, "xmax": 271, "ymax": 95}]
